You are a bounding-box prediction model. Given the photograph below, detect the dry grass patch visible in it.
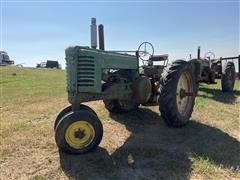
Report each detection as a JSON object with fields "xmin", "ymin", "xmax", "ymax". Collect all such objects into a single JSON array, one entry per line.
[{"xmin": 1, "ymin": 66, "xmax": 240, "ymax": 179}]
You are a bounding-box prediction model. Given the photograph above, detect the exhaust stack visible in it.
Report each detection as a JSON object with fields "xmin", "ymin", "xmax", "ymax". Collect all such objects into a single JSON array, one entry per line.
[
  {"xmin": 98, "ymin": 24, "xmax": 105, "ymax": 50},
  {"xmin": 90, "ymin": 18, "xmax": 97, "ymax": 49},
  {"xmin": 197, "ymin": 46, "xmax": 201, "ymax": 59}
]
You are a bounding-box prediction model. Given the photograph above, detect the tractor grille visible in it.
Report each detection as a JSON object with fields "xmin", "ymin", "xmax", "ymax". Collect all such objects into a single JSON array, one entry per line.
[{"xmin": 77, "ymin": 56, "xmax": 95, "ymax": 87}]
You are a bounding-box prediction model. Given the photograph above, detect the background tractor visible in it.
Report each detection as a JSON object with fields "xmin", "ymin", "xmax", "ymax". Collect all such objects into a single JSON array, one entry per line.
[
  {"xmin": 189, "ymin": 47, "xmax": 237, "ymax": 93},
  {"xmin": 54, "ymin": 18, "xmax": 235, "ymax": 154}
]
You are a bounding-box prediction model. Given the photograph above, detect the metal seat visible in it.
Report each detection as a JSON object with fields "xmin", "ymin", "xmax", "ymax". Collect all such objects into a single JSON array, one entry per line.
[{"xmin": 150, "ymin": 54, "xmax": 168, "ymax": 61}]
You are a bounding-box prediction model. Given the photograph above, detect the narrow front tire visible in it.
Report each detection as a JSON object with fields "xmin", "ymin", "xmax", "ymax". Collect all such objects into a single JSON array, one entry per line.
[
  {"xmin": 55, "ymin": 110, "xmax": 103, "ymax": 154},
  {"xmin": 54, "ymin": 104, "xmax": 98, "ymax": 131}
]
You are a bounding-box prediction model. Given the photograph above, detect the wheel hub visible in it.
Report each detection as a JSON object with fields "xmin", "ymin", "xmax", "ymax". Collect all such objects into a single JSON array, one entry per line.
[
  {"xmin": 74, "ymin": 129, "xmax": 86, "ymax": 139},
  {"xmin": 179, "ymin": 88, "xmax": 194, "ymax": 99},
  {"xmin": 179, "ymin": 89, "xmax": 186, "ymax": 99},
  {"xmin": 65, "ymin": 121, "xmax": 95, "ymax": 149}
]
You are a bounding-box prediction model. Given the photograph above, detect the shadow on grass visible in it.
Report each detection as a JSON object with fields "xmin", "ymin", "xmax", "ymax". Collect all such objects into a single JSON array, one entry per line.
[
  {"xmin": 59, "ymin": 108, "xmax": 240, "ymax": 179},
  {"xmin": 198, "ymin": 86, "xmax": 240, "ymax": 104}
]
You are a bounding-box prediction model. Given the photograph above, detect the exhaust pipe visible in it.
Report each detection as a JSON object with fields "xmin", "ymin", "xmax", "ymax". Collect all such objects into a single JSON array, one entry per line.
[
  {"xmin": 197, "ymin": 46, "xmax": 201, "ymax": 59},
  {"xmin": 90, "ymin": 18, "xmax": 97, "ymax": 49},
  {"xmin": 98, "ymin": 24, "xmax": 105, "ymax": 50}
]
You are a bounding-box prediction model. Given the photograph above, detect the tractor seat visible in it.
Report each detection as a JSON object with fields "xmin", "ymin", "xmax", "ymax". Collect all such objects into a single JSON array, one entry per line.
[{"xmin": 150, "ymin": 54, "xmax": 168, "ymax": 61}]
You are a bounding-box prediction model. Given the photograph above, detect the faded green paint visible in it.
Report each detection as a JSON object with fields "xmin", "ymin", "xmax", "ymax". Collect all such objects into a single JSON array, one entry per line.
[
  {"xmin": 101, "ymin": 51, "xmax": 138, "ymax": 69},
  {"xmin": 65, "ymin": 46, "xmax": 139, "ymax": 104}
]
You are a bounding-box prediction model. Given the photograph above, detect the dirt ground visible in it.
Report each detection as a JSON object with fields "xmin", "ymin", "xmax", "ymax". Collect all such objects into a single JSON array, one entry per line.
[{"xmin": 1, "ymin": 104, "xmax": 240, "ymax": 180}]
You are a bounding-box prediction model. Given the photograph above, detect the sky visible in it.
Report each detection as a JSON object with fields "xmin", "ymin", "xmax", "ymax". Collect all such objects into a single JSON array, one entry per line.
[{"xmin": 1, "ymin": 0, "xmax": 239, "ymax": 69}]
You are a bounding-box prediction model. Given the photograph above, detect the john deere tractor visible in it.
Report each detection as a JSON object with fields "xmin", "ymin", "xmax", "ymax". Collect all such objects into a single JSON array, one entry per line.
[
  {"xmin": 189, "ymin": 47, "xmax": 236, "ymax": 92},
  {"xmin": 54, "ymin": 18, "xmax": 234, "ymax": 154}
]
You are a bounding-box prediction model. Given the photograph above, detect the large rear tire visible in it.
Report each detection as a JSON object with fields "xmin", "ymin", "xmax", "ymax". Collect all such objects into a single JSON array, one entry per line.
[
  {"xmin": 221, "ymin": 61, "xmax": 235, "ymax": 92},
  {"xmin": 159, "ymin": 60, "xmax": 196, "ymax": 127}
]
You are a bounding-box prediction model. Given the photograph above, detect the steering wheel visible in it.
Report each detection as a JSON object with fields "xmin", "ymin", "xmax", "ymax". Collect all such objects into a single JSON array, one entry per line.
[
  {"xmin": 137, "ymin": 42, "xmax": 154, "ymax": 65},
  {"xmin": 204, "ymin": 51, "xmax": 215, "ymax": 60}
]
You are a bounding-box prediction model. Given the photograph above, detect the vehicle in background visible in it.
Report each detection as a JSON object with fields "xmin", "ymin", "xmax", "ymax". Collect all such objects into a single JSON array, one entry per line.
[
  {"xmin": 36, "ymin": 60, "xmax": 61, "ymax": 69},
  {"xmin": 0, "ymin": 51, "xmax": 14, "ymax": 65}
]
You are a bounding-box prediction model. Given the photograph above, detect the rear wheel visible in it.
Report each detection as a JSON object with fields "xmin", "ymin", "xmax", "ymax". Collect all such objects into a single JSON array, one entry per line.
[
  {"xmin": 221, "ymin": 61, "xmax": 235, "ymax": 92},
  {"xmin": 54, "ymin": 104, "xmax": 97, "ymax": 131},
  {"xmin": 159, "ymin": 60, "xmax": 196, "ymax": 127},
  {"xmin": 55, "ymin": 110, "xmax": 103, "ymax": 154}
]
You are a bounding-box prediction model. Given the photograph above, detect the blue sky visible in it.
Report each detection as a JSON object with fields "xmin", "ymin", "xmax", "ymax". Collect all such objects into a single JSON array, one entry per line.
[{"xmin": 1, "ymin": 1, "xmax": 239, "ymax": 68}]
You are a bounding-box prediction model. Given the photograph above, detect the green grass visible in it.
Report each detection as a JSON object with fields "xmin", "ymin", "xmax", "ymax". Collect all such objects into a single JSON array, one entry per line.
[{"xmin": 0, "ymin": 66, "xmax": 239, "ymax": 179}]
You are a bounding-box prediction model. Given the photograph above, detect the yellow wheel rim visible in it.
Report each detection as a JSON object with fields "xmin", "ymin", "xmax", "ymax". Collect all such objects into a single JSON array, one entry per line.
[{"xmin": 65, "ymin": 121, "xmax": 95, "ymax": 149}]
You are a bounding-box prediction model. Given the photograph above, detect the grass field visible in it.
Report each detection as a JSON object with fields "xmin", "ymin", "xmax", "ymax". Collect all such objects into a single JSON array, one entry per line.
[{"xmin": 0, "ymin": 66, "xmax": 240, "ymax": 180}]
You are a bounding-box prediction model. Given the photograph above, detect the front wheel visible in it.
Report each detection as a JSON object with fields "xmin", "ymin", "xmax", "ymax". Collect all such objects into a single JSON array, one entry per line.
[
  {"xmin": 54, "ymin": 104, "xmax": 98, "ymax": 131},
  {"xmin": 159, "ymin": 60, "xmax": 196, "ymax": 127},
  {"xmin": 55, "ymin": 110, "xmax": 103, "ymax": 154}
]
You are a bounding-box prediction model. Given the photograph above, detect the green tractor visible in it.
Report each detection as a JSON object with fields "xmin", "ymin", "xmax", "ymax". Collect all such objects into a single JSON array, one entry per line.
[
  {"xmin": 189, "ymin": 47, "xmax": 236, "ymax": 92},
  {"xmin": 54, "ymin": 18, "xmax": 234, "ymax": 154}
]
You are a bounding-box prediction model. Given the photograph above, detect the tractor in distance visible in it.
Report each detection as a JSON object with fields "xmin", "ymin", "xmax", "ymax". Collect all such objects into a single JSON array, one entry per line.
[
  {"xmin": 189, "ymin": 47, "xmax": 237, "ymax": 92},
  {"xmin": 54, "ymin": 18, "xmax": 235, "ymax": 154}
]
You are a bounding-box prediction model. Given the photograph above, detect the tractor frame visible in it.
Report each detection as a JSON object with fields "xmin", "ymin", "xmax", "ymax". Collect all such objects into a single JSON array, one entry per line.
[{"xmin": 54, "ymin": 18, "xmax": 236, "ymax": 154}]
